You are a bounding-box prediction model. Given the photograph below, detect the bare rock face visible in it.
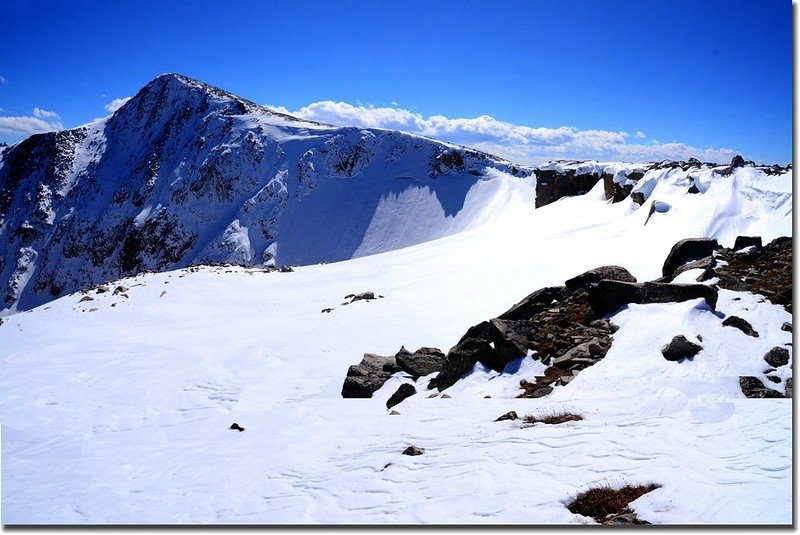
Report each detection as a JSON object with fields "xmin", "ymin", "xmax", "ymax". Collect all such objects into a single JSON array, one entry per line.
[
  {"xmin": 740, "ymin": 376, "xmax": 785, "ymax": 398},
  {"xmin": 564, "ymin": 265, "xmax": 637, "ymax": 291},
  {"xmin": 395, "ymin": 347, "xmax": 446, "ymax": 378},
  {"xmin": 763, "ymin": 347, "xmax": 790, "ymax": 368}
]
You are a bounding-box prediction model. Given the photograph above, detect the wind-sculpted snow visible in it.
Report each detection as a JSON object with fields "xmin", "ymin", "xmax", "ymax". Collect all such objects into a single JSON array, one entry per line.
[
  {"xmin": 0, "ymin": 74, "xmax": 529, "ymax": 312},
  {"xmin": 0, "ymin": 168, "xmax": 792, "ymax": 522}
]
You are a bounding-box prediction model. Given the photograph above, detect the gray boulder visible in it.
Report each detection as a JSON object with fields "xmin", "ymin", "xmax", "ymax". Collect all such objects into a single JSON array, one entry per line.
[
  {"xmin": 395, "ymin": 347, "xmax": 446, "ymax": 378},
  {"xmin": 402, "ymin": 445, "xmax": 425, "ymax": 456},
  {"xmin": 662, "ymin": 238, "xmax": 719, "ymax": 278},
  {"xmin": 661, "ymin": 335, "xmax": 702, "ymax": 361},
  {"xmin": 763, "ymin": 346, "xmax": 790, "ymax": 368},
  {"xmin": 564, "ymin": 265, "xmax": 637, "ymax": 291},
  {"xmin": 588, "ymin": 280, "xmax": 718, "ymax": 317},
  {"xmin": 740, "ymin": 376, "xmax": 785, "ymax": 398},
  {"xmin": 341, "ymin": 354, "xmax": 401, "ymax": 398}
]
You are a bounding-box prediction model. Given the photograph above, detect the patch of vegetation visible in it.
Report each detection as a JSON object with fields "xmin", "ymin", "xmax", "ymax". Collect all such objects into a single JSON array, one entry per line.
[
  {"xmin": 522, "ymin": 411, "xmax": 583, "ymax": 426},
  {"xmin": 567, "ymin": 482, "xmax": 660, "ymax": 522}
]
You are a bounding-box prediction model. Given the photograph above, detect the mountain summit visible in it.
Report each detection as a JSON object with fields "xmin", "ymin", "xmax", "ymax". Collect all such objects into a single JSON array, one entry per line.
[{"xmin": 0, "ymin": 74, "xmax": 525, "ymax": 312}]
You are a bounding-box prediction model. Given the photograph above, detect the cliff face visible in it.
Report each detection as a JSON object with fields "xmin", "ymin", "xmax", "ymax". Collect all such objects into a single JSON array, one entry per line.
[{"xmin": 0, "ymin": 74, "xmax": 529, "ymax": 312}]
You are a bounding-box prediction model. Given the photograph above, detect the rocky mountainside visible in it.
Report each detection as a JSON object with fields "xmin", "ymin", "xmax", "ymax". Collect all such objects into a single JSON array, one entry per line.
[{"xmin": 0, "ymin": 74, "xmax": 529, "ymax": 312}]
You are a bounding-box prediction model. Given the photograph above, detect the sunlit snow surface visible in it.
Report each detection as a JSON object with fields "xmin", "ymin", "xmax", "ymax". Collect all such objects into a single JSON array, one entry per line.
[{"xmin": 0, "ymin": 165, "xmax": 792, "ymax": 524}]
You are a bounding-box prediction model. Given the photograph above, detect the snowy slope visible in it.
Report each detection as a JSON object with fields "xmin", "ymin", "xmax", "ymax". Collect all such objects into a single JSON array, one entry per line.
[
  {"xmin": 0, "ymin": 167, "xmax": 791, "ymax": 524},
  {"xmin": 0, "ymin": 74, "xmax": 529, "ymax": 313}
]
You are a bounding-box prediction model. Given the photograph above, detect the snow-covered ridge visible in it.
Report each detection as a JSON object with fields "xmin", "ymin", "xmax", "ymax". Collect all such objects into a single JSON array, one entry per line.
[{"xmin": 0, "ymin": 74, "xmax": 530, "ymax": 313}]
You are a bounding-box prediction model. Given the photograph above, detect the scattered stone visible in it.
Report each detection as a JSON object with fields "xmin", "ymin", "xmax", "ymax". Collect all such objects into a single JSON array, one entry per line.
[
  {"xmin": 564, "ymin": 265, "xmax": 637, "ymax": 291},
  {"xmin": 494, "ymin": 411, "xmax": 519, "ymax": 422},
  {"xmin": 389, "ymin": 410, "xmax": 400, "ymax": 415},
  {"xmin": 740, "ymin": 376, "xmax": 785, "ymax": 398},
  {"xmin": 159, "ymin": 290, "xmax": 167, "ymax": 297},
  {"xmin": 79, "ymin": 296, "xmax": 94, "ymax": 302},
  {"xmin": 395, "ymin": 346, "xmax": 446, "ymax": 377},
  {"xmin": 661, "ymin": 335, "xmax": 702, "ymax": 361},
  {"xmin": 402, "ymin": 445, "xmax": 425, "ymax": 456},
  {"xmin": 603, "ymin": 512, "xmax": 651, "ymax": 525},
  {"xmin": 483, "ymin": 395, "xmax": 491, "ymax": 398},
  {"xmin": 667, "ymin": 256, "xmax": 716, "ymax": 282},
  {"xmin": 341, "ymin": 354, "xmax": 401, "ymax": 398},
  {"xmin": 765, "ymin": 375, "xmax": 781, "ymax": 384},
  {"xmin": 321, "ymin": 308, "xmax": 333, "ymax": 313},
  {"xmin": 662, "ymin": 238, "xmax": 719, "ymax": 278},
  {"xmin": 386, "ymin": 383, "xmax": 416, "ymax": 409},
  {"xmin": 721, "ymin": 315, "xmax": 759, "ymax": 337},
  {"xmin": 763, "ymin": 347, "xmax": 790, "ymax": 368},
  {"xmin": 733, "ymin": 236, "xmax": 762, "ymax": 250},
  {"xmin": 229, "ymin": 423, "xmax": 245, "ymax": 432},
  {"xmin": 530, "ymin": 386, "xmax": 553, "ymax": 398},
  {"xmin": 349, "ymin": 292, "xmax": 376, "ymax": 302},
  {"xmin": 96, "ymin": 286, "xmax": 109, "ymax": 294},
  {"xmin": 441, "ymin": 393, "xmax": 452, "ymax": 399},
  {"xmin": 110, "ymin": 303, "xmax": 117, "ymax": 307},
  {"xmin": 730, "ymin": 154, "xmax": 746, "ymax": 168},
  {"xmin": 781, "ymin": 322, "xmax": 792, "ymax": 333},
  {"xmin": 88, "ymin": 308, "xmax": 99, "ymax": 312},
  {"xmin": 113, "ymin": 285, "xmax": 128, "ymax": 295},
  {"xmin": 278, "ymin": 265, "xmax": 293, "ymax": 273}
]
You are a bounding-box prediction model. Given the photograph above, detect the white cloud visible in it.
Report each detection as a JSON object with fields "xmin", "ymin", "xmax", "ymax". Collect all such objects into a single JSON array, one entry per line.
[
  {"xmin": 0, "ymin": 115, "xmax": 63, "ymax": 136},
  {"xmin": 273, "ymin": 101, "xmax": 737, "ymax": 165},
  {"xmin": 0, "ymin": 76, "xmax": 6, "ymax": 85},
  {"xmin": 104, "ymin": 97, "xmax": 131, "ymax": 113},
  {"xmin": 33, "ymin": 107, "xmax": 59, "ymax": 119}
]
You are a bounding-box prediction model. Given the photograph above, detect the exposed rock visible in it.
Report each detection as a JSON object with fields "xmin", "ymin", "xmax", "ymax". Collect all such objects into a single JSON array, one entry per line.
[
  {"xmin": 781, "ymin": 322, "xmax": 792, "ymax": 333},
  {"xmin": 113, "ymin": 285, "xmax": 129, "ymax": 295},
  {"xmin": 494, "ymin": 411, "xmax": 519, "ymax": 422},
  {"xmin": 730, "ymin": 154, "xmax": 746, "ymax": 168},
  {"xmin": 534, "ymin": 168, "xmax": 602, "ymax": 208},
  {"xmin": 765, "ymin": 375, "xmax": 781, "ymax": 384},
  {"xmin": 395, "ymin": 346, "xmax": 446, "ymax": 378},
  {"xmin": 229, "ymin": 423, "xmax": 245, "ymax": 432},
  {"xmin": 667, "ymin": 256, "xmax": 715, "ymax": 282},
  {"xmin": 159, "ymin": 290, "xmax": 167, "ymax": 297},
  {"xmin": 763, "ymin": 347, "xmax": 790, "ymax": 368},
  {"xmin": 402, "ymin": 445, "xmax": 425, "ymax": 456},
  {"xmin": 389, "ymin": 410, "xmax": 400, "ymax": 415},
  {"xmin": 602, "ymin": 512, "xmax": 651, "ymax": 525},
  {"xmin": 341, "ymin": 354, "xmax": 401, "ymax": 398},
  {"xmin": 785, "ymin": 378, "xmax": 793, "ymax": 398},
  {"xmin": 441, "ymin": 393, "xmax": 452, "ymax": 399},
  {"xmin": 564, "ymin": 265, "xmax": 637, "ymax": 291},
  {"xmin": 78, "ymin": 295, "xmax": 94, "ymax": 302},
  {"xmin": 661, "ymin": 335, "xmax": 702, "ymax": 361},
  {"xmin": 588, "ymin": 280, "xmax": 718, "ymax": 317},
  {"xmin": 321, "ymin": 307, "xmax": 333, "ymax": 313},
  {"xmin": 739, "ymin": 376, "xmax": 785, "ymax": 398},
  {"xmin": 712, "ymin": 237, "xmax": 792, "ymax": 312},
  {"xmin": 721, "ymin": 315, "xmax": 759, "ymax": 337},
  {"xmin": 662, "ymin": 238, "xmax": 719, "ymax": 278},
  {"xmin": 733, "ymin": 236, "xmax": 762, "ymax": 250},
  {"xmin": 386, "ymin": 383, "xmax": 416, "ymax": 409},
  {"xmin": 630, "ymin": 191, "xmax": 645, "ymax": 205},
  {"xmin": 498, "ymin": 285, "xmax": 569, "ymax": 321},
  {"xmin": 95, "ymin": 286, "xmax": 109, "ymax": 294}
]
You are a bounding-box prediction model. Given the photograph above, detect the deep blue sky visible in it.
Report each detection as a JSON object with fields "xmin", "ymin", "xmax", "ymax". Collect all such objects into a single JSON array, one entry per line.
[{"xmin": 0, "ymin": 0, "xmax": 792, "ymax": 163}]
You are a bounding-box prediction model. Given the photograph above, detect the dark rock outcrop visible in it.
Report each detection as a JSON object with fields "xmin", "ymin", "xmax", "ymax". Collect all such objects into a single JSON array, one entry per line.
[
  {"xmin": 739, "ymin": 376, "xmax": 785, "ymax": 398},
  {"xmin": 662, "ymin": 238, "xmax": 720, "ymax": 278},
  {"xmin": 564, "ymin": 265, "xmax": 637, "ymax": 291},
  {"xmin": 402, "ymin": 445, "xmax": 425, "ymax": 456},
  {"xmin": 395, "ymin": 346, "xmax": 446, "ymax": 378},
  {"xmin": 763, "ymin": 347, "xmax": 790, "ymax": 368},
  {"xmin": 341, "ymin": 354, "xmax": 401, "ymax": 398},
  {"xmin": 588, "ymin": 280, "xmax": 718, "ymax": 317},
  {"xmin": 781, "ymin": 322, "xmax": 792, "ymax": 333},
  {"xmin": 386, "ymin": 383, "xmax": 416, "ymax": 409},
  {"xmin": 733, "ymin": 236, "xmax": 762, "ymax": 250},
  {"xmin": 721, "ymin": 315, "xmax": 759, "ymax": 337},
  {"xmin": 494, "ymin": 411, "xmax": 519, "ymax": 422},
  {"xmin": 661, "ymin": 335, "xmax": 702, "ymax": 361}
]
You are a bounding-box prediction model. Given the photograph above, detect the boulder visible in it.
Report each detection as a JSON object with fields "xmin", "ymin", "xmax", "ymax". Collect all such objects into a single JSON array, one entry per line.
[
  {"xmin": 564, "ymin": 265, "xmax": 637, "ymax": 291},
  {"xmin": 402, "ymin": 445, "xmax": 425, "ymax": 456},
  {"xmin": 668, "ymin": 256, "xmax": 715, "ymax": 282},
  {"xmin": 739, "ymin": 376, "xmax": 785, "ymax": 398},
  {"xmin": 730, "ymin": 155, "xmax": 746, "ymax": 168},
  {"xmin": 661, "ymin": 335, "xmax": 702, "ymax": 361},
  {"xmin": 499, "ymin": 285, "xmax": 569, "ymax": 321},
  {"xmin": 733, "ymin": 236, "xmax": 762, "ymax": 250},
  {"xmin": 662, "ymin": 238, "xmax": 720, "ymax": 278},
  {"xmin": 428, "ymin": 321, "xmax": 506, "ymax": 391},
  {"xmin": 721, "ymin": 315, "xmax": 759, "ymax": 337},
  {"xmin": 588, "ymin": 280, "xmax": 718, "ymax": 317},
  {"xmin": 781, "ymin": 322, "xmax": 792, "ymax": 333},
  {"xmin": 342, "ymin": 354, "xmax": 401, "ymax": 398},
  {"xmin": 395, "ymin": 346, "xmax": 446, "ymax": 378},
  {"xmin": 386, "ymin": 383, "xmax": 416, "ymax": 409},
  {"xmin": 763, "ymin": 347, "xmax": 790, "ymax": 368},
  {"xmin": 488, "ymin": 318, "xmax": 530, "ymax": 361},
  {"xmin": 494, "ymin": 411, "xmax": 519, "ymax": 422}
]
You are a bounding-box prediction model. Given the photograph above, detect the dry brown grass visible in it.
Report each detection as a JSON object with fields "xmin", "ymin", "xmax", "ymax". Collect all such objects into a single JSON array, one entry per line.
[
  {"xmin": 567, "ymin": 482, "xmax": 661, "ymax": 521},
  {"xmin": 522, "ymin": 411, "xmax": 583, "ymax": 426}
]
